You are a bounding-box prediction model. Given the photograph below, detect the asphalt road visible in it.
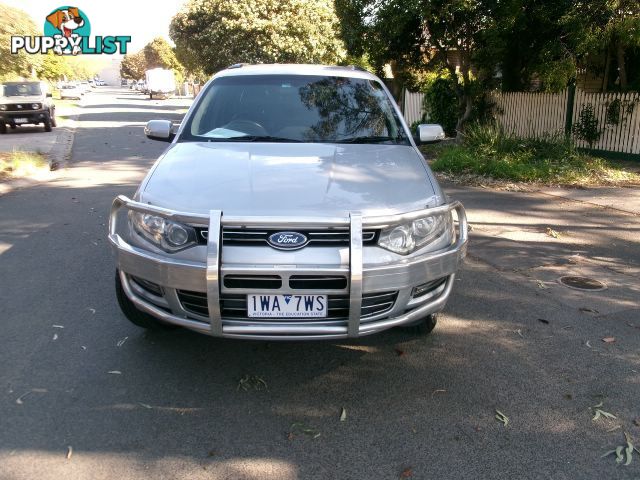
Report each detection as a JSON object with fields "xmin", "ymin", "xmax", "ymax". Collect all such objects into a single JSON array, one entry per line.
[{"xmin": 1, "ymin": 88, "xmax": 639, "ymax": 480}]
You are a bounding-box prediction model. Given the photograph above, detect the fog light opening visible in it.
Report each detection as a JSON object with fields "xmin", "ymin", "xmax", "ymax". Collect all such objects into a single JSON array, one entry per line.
[{"xmin": 412, "ymin": 278, "xmax": 445, "ymax": 298}]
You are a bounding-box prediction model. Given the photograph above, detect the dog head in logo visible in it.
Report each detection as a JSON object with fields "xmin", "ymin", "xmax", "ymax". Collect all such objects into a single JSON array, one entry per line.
[{"xmin": 46, "ymin": 7, "xmax": 85, "ymax": 38}]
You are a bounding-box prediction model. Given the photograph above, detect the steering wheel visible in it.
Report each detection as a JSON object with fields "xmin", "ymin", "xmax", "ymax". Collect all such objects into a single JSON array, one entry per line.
[{"xmin": 223, "ymin": 119, "xmax": 268, "ymax": 136}]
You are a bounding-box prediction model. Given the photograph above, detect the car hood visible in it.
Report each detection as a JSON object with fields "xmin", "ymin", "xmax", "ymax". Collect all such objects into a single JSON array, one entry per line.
[
  {"xmin": 0, "ymin": 95, "xmax": 44, "ymax": 103},
  {"xmin": 140, "ymin": 142, "xmax": 439, "ymax": 217}
]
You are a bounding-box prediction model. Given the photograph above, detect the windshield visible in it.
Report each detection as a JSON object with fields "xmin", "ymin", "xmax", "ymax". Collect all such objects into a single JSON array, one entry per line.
[
  {"xmin": 181, "ymin": 74, "xmax": 409, "ymax": 144},
  {"xmin": 2, "ymin": 83, "xmax": 42, "ymax": 97}
]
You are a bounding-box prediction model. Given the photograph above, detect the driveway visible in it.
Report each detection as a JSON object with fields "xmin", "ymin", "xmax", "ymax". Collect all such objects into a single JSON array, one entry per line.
[{"xmin": 0, "ymin": 89, "xmax": 639, "ymax": 480}]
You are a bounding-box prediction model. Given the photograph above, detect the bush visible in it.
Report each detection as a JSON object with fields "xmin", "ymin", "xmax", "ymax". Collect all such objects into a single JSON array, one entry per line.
[
  {"xmin": 428, "ymin": 122, "xmax": 640, "ymax": 185},
  {"xmin": 421, "ymin": 71, "xmax": 458, "ymax": 137}
]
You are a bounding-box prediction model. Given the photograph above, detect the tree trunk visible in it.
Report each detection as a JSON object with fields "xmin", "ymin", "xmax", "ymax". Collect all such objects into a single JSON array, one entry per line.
[
  {"xmin": 616, "ymin": 42, "xmax": 627, "ymax": 90},
  {"xmin": 602, "ymin": 46, "xmax": 612, "ymax": 92}
]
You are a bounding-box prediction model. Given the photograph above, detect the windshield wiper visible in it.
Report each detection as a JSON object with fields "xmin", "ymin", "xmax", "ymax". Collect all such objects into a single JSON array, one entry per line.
[
  {"xmin": 226, "ymin": 135, "xmax": 302, "ymax": 143},
  {"xmin": 335, "ymin": 135, "xmax": 397, "ymax": 144}
]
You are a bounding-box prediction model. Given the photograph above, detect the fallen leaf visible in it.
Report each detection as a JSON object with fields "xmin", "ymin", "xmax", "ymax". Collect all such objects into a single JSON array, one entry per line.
[
  {"xmin": 52, "ymin": 333, "xmax": 58, "ymax": 341},
  {"xmin": 394, "ymin": 348, "xmax": 405, "ymax": 356},
  {"xmin": 585, "ymin": 340, "xmax": 592, "ymax": 348},
  {"xmin": 290, "ymin": 423, "xmax": 321, "ymax": 439},
  {"xmin": 87, "ymin": 308, "xmax": 96, "ymax": 314},
  {"xmin": 400, "ymin": 467, "xmax": 413, "ymax": 478},
  {"xmin": 580, "ymin": 307, "xmax": 599, "ymax": 314},
  {"xmin": 536, "ymin": 280, "xmax": 549, "ymax": 289},
  {"xmin": 537, "ymin": 318, "xmax": 549, "ymax": 324},
  {"xmin": 495, "ymin": 409, "xmax": 509, "ymax": 427},
  {"xmin": 15, "ymin": 388, "xmax": 47, "ymax": 405},
  {"xmin": 237, "ymin": 374, "xmax": 268, "ymax": 391},
  {"xmin": 66, "ymin": 446, "xmax": 73, "ymax": 460},
  {"xmin": 602, "ymin": 337, "xmax": 616, "ymax": 343},
  {"xmin": 340, "ymin": 408, "xmax": 347, "ymax": 422},
  {"xmin": 545, "ymin": 227, "xmax": 561, "ymax": 238},
  {"xmin": 116, "ymin": 336, "xmax": 128, "ymax": 347},
  {"xmin": 107, "ymin": 370, "xmax": 122, "ymax": 375}
]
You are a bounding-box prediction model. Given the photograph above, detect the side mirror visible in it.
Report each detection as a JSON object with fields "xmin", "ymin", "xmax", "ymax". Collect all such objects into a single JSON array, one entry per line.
[
  {"xmin": 46, "ymin": 92, "xmax": 52, "ymax": 98},
  {"xmin": 145, "ymin": 120, "xmax": 175, "ymax": 142},
  {"xmin": 416, "ymin": 124, "xmax": 445, "ymax": 144}
]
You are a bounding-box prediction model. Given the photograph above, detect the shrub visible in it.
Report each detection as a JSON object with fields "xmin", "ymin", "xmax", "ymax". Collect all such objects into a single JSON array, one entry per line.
[
  {"xmin": 428, "ymin": 122, "xmax": 639, "ymax": 185},
  {"xmin": 421, "ymin": 71, "xmax": 458, "ymax": 136}
]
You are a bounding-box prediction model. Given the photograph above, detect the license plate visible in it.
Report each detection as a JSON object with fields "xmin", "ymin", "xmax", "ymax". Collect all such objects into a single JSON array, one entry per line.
[
  {"xmin": 247, "ymin": 294, "xmax": 327, "ymax": 318},
  {"xmin": 14, "ymin": 118, "xmax": 28, "ymax": 124}
]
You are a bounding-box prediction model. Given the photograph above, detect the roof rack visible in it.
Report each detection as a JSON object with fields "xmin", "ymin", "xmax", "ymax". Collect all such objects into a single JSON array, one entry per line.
[{"xmin": 227, "ymin": 63, "xmax": 249, "ymax": 69}]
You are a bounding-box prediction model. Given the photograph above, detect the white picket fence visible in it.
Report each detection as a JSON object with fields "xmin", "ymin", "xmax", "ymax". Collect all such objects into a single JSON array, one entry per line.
[
  {"xmin": 493, "ymin": 90, "xmax": 569, "ymax": 138},
  {"xmin": 494, "ymin": 89, "xmax": 640, "ymax": 155},
  {"xmin": 571, "ymin": 90, "xmax": 640, "ymax": 154},
  {"xmin": 403, "ymin": 90, "xmax": 426, "ymax": 126}
]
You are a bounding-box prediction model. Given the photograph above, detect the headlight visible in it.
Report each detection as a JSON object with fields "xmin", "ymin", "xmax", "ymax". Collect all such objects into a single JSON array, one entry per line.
[
  {"xmin": 0, "ymin": 105, "xmax": 7, "ymax": 111},
  {"xmin": 378, "ymin": 212, "xmax": 452, "ymax": 255},
  {"xmin": 128, "ymin": 211, "xmax": 197, "ymax": 252},
  {"xmin": 31, "ymin": 103, "xmax": 41, "ymax": 110}
]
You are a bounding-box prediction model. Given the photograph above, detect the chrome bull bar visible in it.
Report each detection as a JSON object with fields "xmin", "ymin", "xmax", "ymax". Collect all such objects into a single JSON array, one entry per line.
[{"xmin": 109, "ymin": 195, "xmax": 468, "ymax": 338}]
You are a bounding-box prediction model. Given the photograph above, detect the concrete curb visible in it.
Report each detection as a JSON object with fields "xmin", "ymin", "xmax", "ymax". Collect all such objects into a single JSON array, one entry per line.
[
  {"xmin": 0, "ymin": 111, "xmax": 78, "ymax": 198},
  {"xmin": 49, "ymin": 111, "xmax": 79, "ymax": 170}
]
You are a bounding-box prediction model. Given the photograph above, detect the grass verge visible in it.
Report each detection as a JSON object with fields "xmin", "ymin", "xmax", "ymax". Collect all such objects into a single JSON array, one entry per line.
[
  {"xmin": 0, "ymin": 151, "xmax": 50, "ymax": 182},
  {"xmin": 422, "ymin": 123, "xmax": 640, "ymax": 188}
]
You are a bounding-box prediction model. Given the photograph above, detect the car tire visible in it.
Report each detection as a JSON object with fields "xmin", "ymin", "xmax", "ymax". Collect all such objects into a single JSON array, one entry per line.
[
  {"xmin": 10, "ymin": 124, "xmax": 16, "ymax": 130},
  {"xmin": 44, "ymin": 116, "xmax": 52, "ymax": 132},
  {"xmin": 149, "ymin": 92, "xmax": 153, "ymax": 100},
  {"xmin": 400, "ymin": 313, "xmax": 438, "ymax": 335},
  {"xmin": 51, "ymin": 110, "xmax": 57, "ymax": 127},
  {"xmin": 115, "ymin": 270, "xmax": 176, "ymax": 330},
  {"xmin": 0, "ymin": 124, "xmax": 6, "ymax": 134}
]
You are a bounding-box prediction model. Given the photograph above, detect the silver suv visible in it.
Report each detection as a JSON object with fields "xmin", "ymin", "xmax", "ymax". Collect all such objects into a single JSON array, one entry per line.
[{"xmin": 109, "ymin": 64, "xmax": 467, "ymax": 340}]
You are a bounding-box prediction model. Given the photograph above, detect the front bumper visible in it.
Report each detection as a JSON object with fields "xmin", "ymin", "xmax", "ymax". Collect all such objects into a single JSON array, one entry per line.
[
  {"xmin": 0, "ymin": 110, "xmax": 50, "ymax": 125},
  {"xmin": 109, "ymin": 196, "xmax": 468, "ymax": 340}
]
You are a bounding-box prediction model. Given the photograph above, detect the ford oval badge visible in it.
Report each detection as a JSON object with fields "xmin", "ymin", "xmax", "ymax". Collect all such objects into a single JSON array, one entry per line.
[{"xmin": 267, "ymin": 231, "xmax": 308, "ymax": 250}]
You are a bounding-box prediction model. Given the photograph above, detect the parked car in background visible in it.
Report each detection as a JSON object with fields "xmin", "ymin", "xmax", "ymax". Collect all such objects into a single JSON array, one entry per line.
[
  {"xmin": 59, "ymin": 83, "xmax": 83, "ymax": 100},
  {"xmin": 0, "ymin": 81, "xmax": 56, "ymax": 133},
  {"xmin": 109, "ymin": 64, "xmax": 467, "ymax": 340}
]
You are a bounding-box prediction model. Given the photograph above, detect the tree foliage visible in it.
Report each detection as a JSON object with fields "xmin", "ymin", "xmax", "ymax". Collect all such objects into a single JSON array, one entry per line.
[
  {"xmin": 120, "ymin": 51, "xmax": 147, "ymax": 80},
  {"xmin": 0, "ymin": 3, "xmax": 42, "ymax": 81},
  {"xmin": 335, "ymin": 0, "xmax": 493, "ymax": 134},
  {"xmin": 121, "ymin": 38, "xmax": 185, "ymax": 82},
  {"xmin": 170, "ymin": 0, "xmax": 347, "ymax": 75}
]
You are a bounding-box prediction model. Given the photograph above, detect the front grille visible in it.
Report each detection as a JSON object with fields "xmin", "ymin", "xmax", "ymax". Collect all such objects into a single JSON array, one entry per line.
[
  {"xmin": 176, "ymin": 290, "xmax": 398, "ymax": 320},
  {"xmin": 223, "ymin": 275, "xmax": 282, "ymax": 289},
  {"xmin": 5, "ymin": 104, "xmax": 33, "ymax": 112},
  {"xmin": 195, "ymin": 227, "xmax": 378, "ymax": 247},
  {"xmin": 289, "ymin": 275, "xmax": 348, "ymax": 290},
  {"xmin": 222, "ymin": 274, "xmax": 348, "ymax": 290}
]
